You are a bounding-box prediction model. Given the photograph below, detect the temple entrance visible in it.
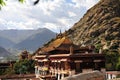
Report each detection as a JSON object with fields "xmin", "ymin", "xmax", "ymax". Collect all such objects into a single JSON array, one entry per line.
[{"xmin": 75, "ymin": 62, "xmax": 81, "ymax": 73}]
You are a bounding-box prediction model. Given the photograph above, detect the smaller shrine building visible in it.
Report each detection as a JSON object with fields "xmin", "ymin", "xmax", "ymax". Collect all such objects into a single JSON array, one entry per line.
[
  {"xmin": 34, "ymin": 36, "xmax": 105, "ymax": 80},
  {"xmin": 19, "ymin": 50, "xmax": 32, "ymax": 60}
]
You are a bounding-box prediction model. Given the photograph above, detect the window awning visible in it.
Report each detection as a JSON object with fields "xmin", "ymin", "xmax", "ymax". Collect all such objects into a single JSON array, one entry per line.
[
  {"xmin": 94, "ymin": 60, "xmax": 102, "ymax": 62},
  {"xmin": 35, "ymin": 59, "xmax": 38, "ymax": 61},
  {"xmin": 74, "ymin": 60, "xmax": 83, "ymax": 63},
  {"xmin": 51, "ymin": 59, "xmax": 67, "ymax": 62},
  {"xmin": 51, "ymin": 60, "xmax": 58, "ymax": 62},
  {"xmin": 38, "ymin": 60, "xmax": 43, "ymax": 62},
  {"xmin": 60, "ymin": 59, "xmax": 67, "ymax": 61},
  {"xmin": 38, "ymin": 59, "xmax": 49, "ymax": 62},
  {"xmin": 42, "ymin": 59, "xmax": 49, "ymax": 62}
]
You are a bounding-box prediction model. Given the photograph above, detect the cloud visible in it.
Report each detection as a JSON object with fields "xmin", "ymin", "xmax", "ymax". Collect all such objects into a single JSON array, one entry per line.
[
  {"xmin": 68, "ymin": 12, "xmax": 77, "ymax": 17},
  {"xmin": 0, "ymin": 0, "xmax": 99, "ymax": 33},
  {"xmin": 72, "ymin": 0, "xmax": 99, "ymax": 9}
]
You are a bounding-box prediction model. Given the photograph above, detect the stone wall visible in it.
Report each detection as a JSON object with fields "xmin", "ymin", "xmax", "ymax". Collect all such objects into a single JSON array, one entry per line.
[{"xmin": 62, "ymin": 71, "xmax": 105, "ymax": 80}]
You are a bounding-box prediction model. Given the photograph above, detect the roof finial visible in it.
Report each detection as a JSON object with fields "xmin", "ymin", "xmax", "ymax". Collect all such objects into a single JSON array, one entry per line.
[
  {"xmin": 60, "ymin": 29, "xmax": 62, "ymax": 34},
  {"xmin": 59, "ymin": 28, "xmax": 63, "ymax": 38}
]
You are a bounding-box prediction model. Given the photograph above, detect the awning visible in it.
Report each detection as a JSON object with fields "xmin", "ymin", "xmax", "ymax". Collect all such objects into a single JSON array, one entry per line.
[
  {"xmin": 51, "ymin": 60, "xmax": 58, "ymax": 62},
  {"xmin": 38, "ymin": 59, "xmax": 49, "ymax": 62},
  {"xmin": 38, "ymin": 60, "xmax": 43, "ymax": 62},
  {"xmin": 42, "ymin": 59, "xmax": 49, "ymax": 62},
  {"xmin": 94, "ymin": 60, "xmax": 102, "ymax": 62},
  {"xmin": 74, "ymin": 60, "xmax": 83, "ymax": 63},
  {"xmin": 35, "ymin": 59, "xmax": 38, "ymax": 61},
  {"xmin": 60, "ymin": 59, "xmax": 67, "ymax": 61},
  {"xmin": 35, "ymin": 66, "xmax": 38, "ymax": 68}
]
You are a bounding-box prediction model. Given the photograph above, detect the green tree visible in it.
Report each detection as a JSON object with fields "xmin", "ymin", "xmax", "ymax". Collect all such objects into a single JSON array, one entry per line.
[
  {"xmin": 105, "ymin": 51, "xmax": 120, "ymax": 70},
  {"xmin": 4, "ymin": 67, "xmax": 14, "ymax": 75},
  {"xmin": 116, "ymin": 57, "xmax": 120, "ymax": 70},
  {"xmin": 0, "ymin": 0, "xmax": 5, "ymax": 9},
  {"xmin": 0, "ymin": 69, "xmax": 5, "ymax": 75},
  {"xmin": 95, "ymin": 43, "xmax": 102, "ymax": 53},
  {"xmin": 13, "ymin": 59, "xmax": 35, "ymax": 74}
]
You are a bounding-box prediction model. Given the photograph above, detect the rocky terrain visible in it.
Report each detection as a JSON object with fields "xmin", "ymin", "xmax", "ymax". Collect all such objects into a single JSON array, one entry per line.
[{"xmin": 66, "ymin": 0, "xmax": 120, "ymax": 52}]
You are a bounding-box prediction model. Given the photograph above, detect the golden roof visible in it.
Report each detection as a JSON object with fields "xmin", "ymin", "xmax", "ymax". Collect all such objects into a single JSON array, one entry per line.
[{"xmin": 41, "ymin": 37, "xmax": 79, "ymax": 52}]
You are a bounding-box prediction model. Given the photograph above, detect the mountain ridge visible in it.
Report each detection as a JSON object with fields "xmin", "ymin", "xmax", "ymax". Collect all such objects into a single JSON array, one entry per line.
[
  {"xmin": 0, "ymin": 28, "xmax": 56, "ymax": 51},
  {"xmin": 14, "ymin": 28, "xmax": 56, "ymax": 51},
  {"xmin": 0, "ymin": 28, "xmax": 51, "ymax": 43}
]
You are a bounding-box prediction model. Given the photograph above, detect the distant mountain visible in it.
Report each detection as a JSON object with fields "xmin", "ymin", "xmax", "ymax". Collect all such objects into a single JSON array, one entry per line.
[
  {"xmin": 0, "ymin": 28, "xmax": 56, "ymax": 51},
  {"xmin": 66, "ymin": 0, "xmax": 120, "ymax": 51},
  {"xmin": 0, "ymin": 28, "xmax": 51, "ymax": 43},
  {"xmin": 0, "ymin": 36, "xmax": 15, "ymax": 48},
  {"xmin": 0, "ymin": 46, "xmax": 12, "ymax": 57},
  {"xmin": 13, "ymin": 28, "xmax": 56, "ymax": 51}
]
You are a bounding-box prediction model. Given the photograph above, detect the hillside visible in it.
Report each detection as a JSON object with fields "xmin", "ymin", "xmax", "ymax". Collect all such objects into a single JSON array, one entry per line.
[
  {"xmin": 66, "ymin": 0, "xmax": 120, "ymax": 51},
  {"xmin": 14, "ymin": 28, "xmax": 56, "ymax": 51}
]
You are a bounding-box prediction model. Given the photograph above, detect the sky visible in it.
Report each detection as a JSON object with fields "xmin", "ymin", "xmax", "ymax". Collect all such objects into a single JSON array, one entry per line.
[{"xmin": 0, "ymin": 0, "xmax": 99, "ymax": 33}]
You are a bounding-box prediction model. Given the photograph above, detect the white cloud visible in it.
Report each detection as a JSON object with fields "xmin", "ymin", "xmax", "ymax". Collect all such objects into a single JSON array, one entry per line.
[
  {"xmin": 68, "ymin": 12, "xmax": 77, "ymax": 17},
  {"xmin": 0, "ymin": 0, "xmax": 99, "ymax": 33},
  {"xmin": 72, "ymin": 0, "xmax": 99, "ymax": 9},
  {"xmin": 43, "ymin": 23, "xmax": 59, "ymax": 32}
]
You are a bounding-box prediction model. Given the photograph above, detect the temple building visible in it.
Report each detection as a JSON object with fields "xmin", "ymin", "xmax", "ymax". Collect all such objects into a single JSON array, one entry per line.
[
  {"xmin": 19, "ymin": 50, "xmax": 31, "ymax": 60},
  {"xmin": 34, "ymin": 36, "xmax": 105, "ymax": 80}
]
